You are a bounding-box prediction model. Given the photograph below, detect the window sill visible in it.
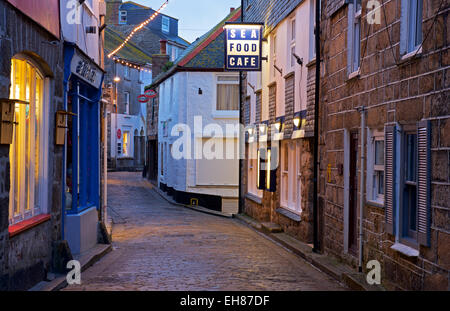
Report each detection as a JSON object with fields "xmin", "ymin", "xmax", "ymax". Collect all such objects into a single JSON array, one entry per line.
[
  {"xmin": 366, "ymin": 200, "xmax": 384, "ymax": 209},
  {"xmin": 276, "ymin": 207, "xmax": 301, "ymax": 222},
  {"xmin": 9, "ymin": 214, "xmax": 51, "ymax": 238},
  {"xmin": 212, "ymin": 111, "xmax": 239, "ymax": 119},
  {"xmin": 390, "ymin": 242, "xmax": 419, "ymax": 258},
  {"xmin": 398, "ymin": 47, "xmax": 422, "ymax": 66},
  {"xmin": 347, "ymin": 69, "xmax": 360, "ymax": 81},
  {"xmin": 245, "ymin": 193, "xmax": 262, "ymax": 204}
]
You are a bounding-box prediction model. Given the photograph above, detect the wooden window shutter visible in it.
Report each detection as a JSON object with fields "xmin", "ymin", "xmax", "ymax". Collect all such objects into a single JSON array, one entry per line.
[
  {"xmin": 417, "ymin": 120, "xmax": 431, "ymax": 246},
  {"xmin": 267, "ymin": 146, "xmax": 278, "ymax": 192},
  {"xmin": 384, "ymin": 125, "xmax": 396, "ymax": 235},
  {"xmin": 258, "ymin": 148, "xmax": 267, "ymax": 190}
]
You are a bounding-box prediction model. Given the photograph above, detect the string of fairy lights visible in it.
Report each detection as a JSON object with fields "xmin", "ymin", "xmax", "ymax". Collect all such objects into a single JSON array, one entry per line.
[
  {"xmin": 111, "ymin": 56, "xmax": 151, "ymax": 73},
  {"xmin": 108, "ymin": 0, "xmax": 169, "ymax": 72}
]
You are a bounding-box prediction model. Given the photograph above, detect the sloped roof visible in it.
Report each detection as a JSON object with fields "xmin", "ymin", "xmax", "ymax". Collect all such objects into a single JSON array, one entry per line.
[
  {"xmin": 120, "ymin": 1, "xmax": 150, "ymax": 10},
  {"xmin": 104, "ymin": 27, "xmax": 152, "ymax": 64},
  {"xmin": 150, "ymin": 7, "xmax": 241, "ymax": 88}
]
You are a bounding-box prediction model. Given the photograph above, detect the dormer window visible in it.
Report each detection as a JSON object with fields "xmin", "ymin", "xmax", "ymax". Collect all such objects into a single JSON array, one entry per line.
[
  {"xmin": 119, "ymin": 10, "xmax": 127, "ymax": 24},
  {"xmin": 162, "ymin": 16, "xmax": 170, "ymax": 33}
]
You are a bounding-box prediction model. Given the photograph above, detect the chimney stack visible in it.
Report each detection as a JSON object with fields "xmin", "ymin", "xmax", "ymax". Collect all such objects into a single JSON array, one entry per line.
[
  {"xmin": 159, "ymin": 39, "xmax": 167, "ymax": 55},
  {"xmin": 151, "ymin": 40, "xmax": 170, "ymax": 80}
]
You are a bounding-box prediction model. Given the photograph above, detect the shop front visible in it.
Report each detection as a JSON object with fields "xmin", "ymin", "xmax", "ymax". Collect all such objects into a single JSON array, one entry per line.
[{"xmin": 63, "ymin": 43, "xmax": 104, "ymax": 255}]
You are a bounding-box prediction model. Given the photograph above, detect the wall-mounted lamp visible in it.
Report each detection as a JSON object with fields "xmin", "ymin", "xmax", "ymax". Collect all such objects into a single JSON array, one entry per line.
[
  {"xmin": 55, "ymin": 110, "xmax": 77, "ymax": 145},
  {"xmin": 198, "ymin": 88, "xmax": 203, "ymax": 95},
  {"xmin": 293, "ymin": 116, "xmax": 301, "ymax": 128},
  {"xmin": 274, "ymin": 116, "xmax": 284, "ymax": 132},
  {"xmin": 293, "ymin": 111, "xmax": 306, "ymax": 130},
  {"xmin": 0, "ymin": 99, "xmax": 26, "ymax": 144},
  {"xmin": 259, "ymin": 123, "xmax": 267, "ymax": 134},
  {"xmin": 113, "ymin": 76, "xmax": 121, "ymax": 83},
  {"xmin": 292, "ymin": 53, "xmax": 303, "ymax": 66}
]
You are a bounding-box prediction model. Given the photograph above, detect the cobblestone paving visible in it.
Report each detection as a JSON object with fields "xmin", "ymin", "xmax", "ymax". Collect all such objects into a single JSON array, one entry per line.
[{"xmin": 63, "ymin": 172, "xmax": 346, "ymax": 291}]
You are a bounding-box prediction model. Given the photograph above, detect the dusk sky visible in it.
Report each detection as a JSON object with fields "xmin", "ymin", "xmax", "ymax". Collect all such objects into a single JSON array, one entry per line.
[{"xmin": 139, "ymin": 0, "xmax": 241, "ymax": 43}]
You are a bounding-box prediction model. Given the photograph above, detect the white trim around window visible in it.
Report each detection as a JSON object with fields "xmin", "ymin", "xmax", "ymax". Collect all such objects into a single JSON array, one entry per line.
[
  {"xmin": 366, "ymin": 128, "xmax": 385, "ymax": 206},
  {"xmin": 213, "ymin": 74, "xmax": 240, "ymax": 118}
]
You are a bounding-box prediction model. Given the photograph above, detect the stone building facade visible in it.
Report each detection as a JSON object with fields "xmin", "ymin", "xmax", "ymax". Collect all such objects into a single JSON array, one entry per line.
[
  {"xmin": 318, "ymin": 0, "xmax": 449, "ymax": 290},
  {"xmin": 241, "ymin": 0, "xmax": 317, "ymax": 243},
  {"xmin": 0, "ymin": 0, "xmax": 65, "ymax": 290}
]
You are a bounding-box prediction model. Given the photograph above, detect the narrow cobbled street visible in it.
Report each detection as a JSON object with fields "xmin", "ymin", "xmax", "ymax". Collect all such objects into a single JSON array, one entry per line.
[{"xmin": 63, "ymin": 172, "xmax": 346, "ymax": 291}]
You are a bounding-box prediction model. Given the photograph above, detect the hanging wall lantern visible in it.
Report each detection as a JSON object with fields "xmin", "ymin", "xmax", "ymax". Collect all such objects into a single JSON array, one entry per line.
[
  {"xmin": 55, "ymin": 110, "xmax": 77, "ymax": 146},
  {"xmin": 0, "ymin": 99, "xmax": 27, "ymax": 145}
]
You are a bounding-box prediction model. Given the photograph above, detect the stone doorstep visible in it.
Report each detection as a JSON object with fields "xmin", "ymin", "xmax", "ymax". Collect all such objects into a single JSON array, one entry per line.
[
  {"xmin": 150, "ymin": 183, "xmax": 233, "ymax": 219},
  {"xmin": 234, "ymin": 213, "xmax": 386, "ymax": 291},
  {"xmin": 28, "ymin": 243, "xmax": 112, "ymax": 291},
  {"xmin": 261, "ymin": 222, "xmax": 283, "ymax": 233}
]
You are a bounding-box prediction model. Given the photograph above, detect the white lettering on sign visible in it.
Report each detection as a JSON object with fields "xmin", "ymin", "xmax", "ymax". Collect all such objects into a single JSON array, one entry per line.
[
  {"xmin": 70, "ymin": 51, "xmax": 103, "ymax": 89},
  {"xmin": 75, "ymin": 60, "xmax": 97, "ymax": 84},
  {"xmin": 225, "ymin": 24, "xmax": 263, "ymax": 71}
]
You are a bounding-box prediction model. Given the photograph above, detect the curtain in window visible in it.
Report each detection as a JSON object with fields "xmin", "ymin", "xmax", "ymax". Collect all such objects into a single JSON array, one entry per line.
[{"xmin": 217, "ymin": 84, "xmax": 239, "ymax": 110}]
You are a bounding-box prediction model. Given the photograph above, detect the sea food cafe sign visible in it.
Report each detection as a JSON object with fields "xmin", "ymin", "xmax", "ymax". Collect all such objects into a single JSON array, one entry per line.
[{"xmin": 225, "ymin": 23, "xmax": 263, "ymax": 71}]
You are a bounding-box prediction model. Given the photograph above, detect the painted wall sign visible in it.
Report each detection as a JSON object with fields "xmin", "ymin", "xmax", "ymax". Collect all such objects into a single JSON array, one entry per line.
[
  {"xmin": 145, "ymin": 89, "xmax": 157, "ymax": 98},
  {"xmin": 70, "ymin": 51, "xmax": 103, "ymax": 89},
  {"xmin": 138, "ymin": 95, "xmax": 149, "ymax": 103},
  {"xmin": 7, "ymin": 0, "xmax": 60, "ymax": 38},
  {"xmin": 224, "ymin": 23, "xmax": 263, "ymax": 71}
]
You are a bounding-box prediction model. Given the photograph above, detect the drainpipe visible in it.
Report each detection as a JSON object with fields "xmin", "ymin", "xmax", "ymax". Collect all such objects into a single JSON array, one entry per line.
[
  {"xmin": 312, "ymin": 0, "xmax": 321, "ymax": 253},
  {"xmin": 238, "ymin": 1, "xmax": 244, "ymax": 213},
  {"xmin": 357, "ymin": 106, "xmax": 366, "ymax": 272}
]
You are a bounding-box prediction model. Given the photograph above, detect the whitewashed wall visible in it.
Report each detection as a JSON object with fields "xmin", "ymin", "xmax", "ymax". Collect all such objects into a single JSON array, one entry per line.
[
  {"xmin": 158, "ymin": 71, "xmax": 240, "ymax": 200},
  {"xmin": 60, "ymin": 0, "xmax": 100, "ymax": 63},
  {"xmin": 248, "ymin": 1, "xmax": 313, "ymax": 122}
]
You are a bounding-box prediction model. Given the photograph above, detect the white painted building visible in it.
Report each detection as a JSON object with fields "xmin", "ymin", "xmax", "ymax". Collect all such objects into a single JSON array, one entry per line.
[{"xmin": 153, "ymin": 9, "xmax": 242, "ymax": 215}]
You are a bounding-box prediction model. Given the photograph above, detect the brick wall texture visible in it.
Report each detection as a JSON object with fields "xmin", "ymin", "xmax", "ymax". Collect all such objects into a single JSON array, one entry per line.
[{"xmin": 319, "ymin": 0, "xmax": 449, "ymax": 290}]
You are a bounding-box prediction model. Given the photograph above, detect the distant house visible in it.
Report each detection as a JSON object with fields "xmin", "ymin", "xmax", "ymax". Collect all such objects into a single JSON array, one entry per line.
[
  {"xmin": 104, "ymin": 27, "xmax": 153, "ymax": 170},
  {"xmin": 106, "ymin": 0, "xmax": 189, "ymax": 62},
  {"xmin": 103, "ymin": 1, "xmax": 189, "ymax": 171},
  {"xmin": 149, "ymin": 8, "xmax": 242, "ymax": 216}
]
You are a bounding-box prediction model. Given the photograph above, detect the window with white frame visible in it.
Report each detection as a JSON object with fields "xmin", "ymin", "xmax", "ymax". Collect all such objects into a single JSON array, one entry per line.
[
  {"xmin": 288, "ymin": 18, "xmax": 296, "ymax": 69},
  {"xmin": 216, "ymin": 75, "xmax": 239, "ymax": 111},
  {"xmin": 401, "ymin": 0, "xmax": 423, "ymax": 54},
  {"xmin": 348, "ymin": 0, "xmax": 361, "ymax": 75},
  {"xmin": 119, "ymin": 10, "xmax": 127, "ymax": 24},
  {"xmin": 9, "ymin": 58, "xmax": 48, "ymax": 225},
  {"xmin": 162, "ymin": 16, "xmax": 170, "ymax": 33},
  {"xmin": 280, "ymin": 141, "xmax": 302, "ymax": 213},
  {"xmin": 124, "ymin": 92, "xmax": 130, "ymax": 114},
  {"xmin": 367, "ymin": 129, "xmax": 385, "ymax": 204}
]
